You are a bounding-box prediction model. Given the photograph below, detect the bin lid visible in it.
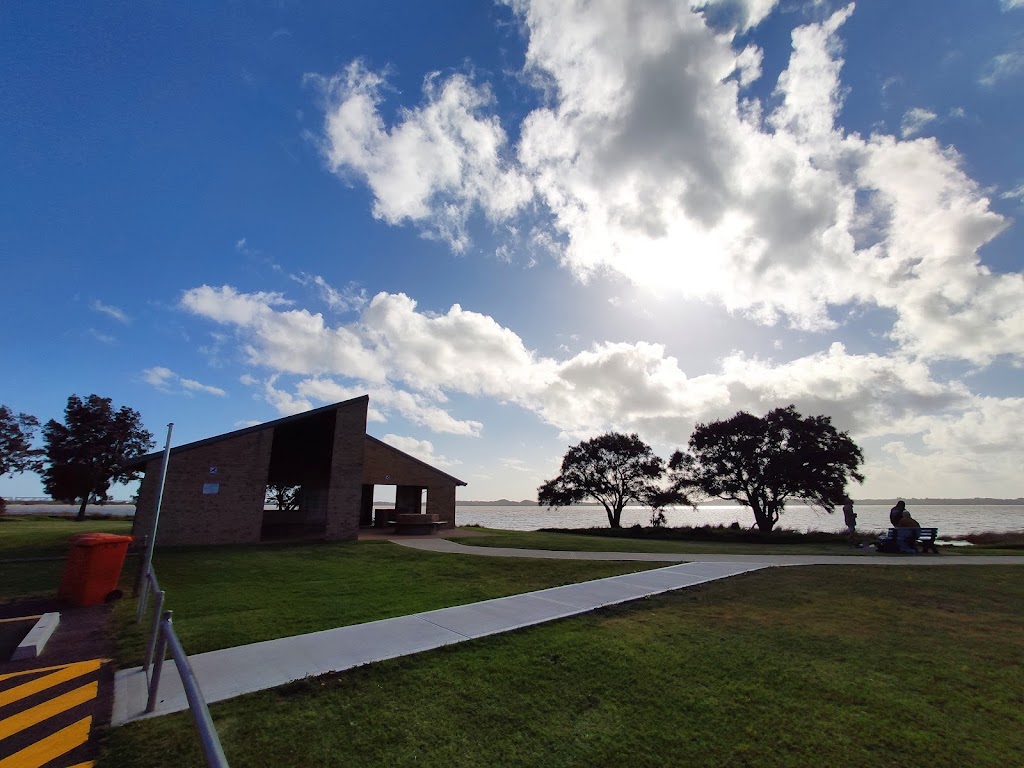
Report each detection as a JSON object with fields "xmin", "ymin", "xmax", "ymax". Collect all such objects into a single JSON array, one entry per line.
[{"xmin": 68, "ymin": 533, "xmax": 135, "ymax": 546}]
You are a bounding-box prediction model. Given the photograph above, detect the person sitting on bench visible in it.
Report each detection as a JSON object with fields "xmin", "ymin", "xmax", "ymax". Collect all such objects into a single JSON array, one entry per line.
[{"xmin": 896, "ymin": 509, "xmax": 921, "ymax": 554}]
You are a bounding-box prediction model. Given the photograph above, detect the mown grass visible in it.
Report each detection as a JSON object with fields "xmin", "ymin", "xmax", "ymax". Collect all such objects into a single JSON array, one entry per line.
[
  {"xmin": 112, "ymin": 539, "xmax": 661, "ymax": 665},
  {"xmin": 0, "ymin": 515, "xmax": 133, "ymax": 558},
  {"xmin": 0, "ymin": 515, "xmax": 134, "ymax": 602},
  {"xmin": 102, "ymin": 565, "xmax": 1024, "ymax": 768},
  {"xmin": 451, "ymin": 527, "xmax": 870, "ymax": 555}
]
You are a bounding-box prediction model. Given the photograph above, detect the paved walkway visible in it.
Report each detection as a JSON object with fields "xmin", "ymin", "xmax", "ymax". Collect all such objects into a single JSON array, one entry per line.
[
  {"xmin": 391, "ymin": 537, "xmax": 1024, "ymax": 565},
  {"xmin": 112, "ymin": 541, "xmax": 1024, "ymax": 726},
  {"xmin": 112, "ymin": 560, "xmax": 769, "ymax": 725}
]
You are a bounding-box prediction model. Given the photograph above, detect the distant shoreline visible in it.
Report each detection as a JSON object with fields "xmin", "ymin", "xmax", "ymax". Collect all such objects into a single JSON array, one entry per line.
[
  {"xmin": 453, "ymin": 498, "xmax": 1024, "ymax": 506},
  {"xmin": 6, "ymin": 497, "xmax": 1023, "ymax": 510}
]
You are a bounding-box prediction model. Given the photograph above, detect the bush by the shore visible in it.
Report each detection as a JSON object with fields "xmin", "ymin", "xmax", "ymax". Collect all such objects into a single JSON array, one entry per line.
[{"xmin": 538, "ymin": 523, "xmax": 1024, "ymax": 548}]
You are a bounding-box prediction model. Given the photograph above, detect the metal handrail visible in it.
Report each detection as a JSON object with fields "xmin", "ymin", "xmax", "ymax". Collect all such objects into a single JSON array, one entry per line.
[
  {"xmin": 147, "ymin": 610, "xmax": 230, "ymax": 767},
  {"xmin": 136, "ymin": 566, "xmax": 229, "ymax": 767}
]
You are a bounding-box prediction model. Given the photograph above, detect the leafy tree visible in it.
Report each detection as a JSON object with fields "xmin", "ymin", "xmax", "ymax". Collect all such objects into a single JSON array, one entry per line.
[
  {"xmin": 667, "ymin": 405, "xmax": 864, "ymax": 533},
  {"xmin": 0, "ymin": 405, "xmax": 42, "ymax": 514},
  {"xmin": 42, "ymin": 394, "xmax": 155, "ymax": 521},
  {"xmin": 265, "ymin": 483, "xmax": 300, "ymax": 511},
  {"xmin": 538, "ymin": 432, "xmax": 666, "ymax": 529}
]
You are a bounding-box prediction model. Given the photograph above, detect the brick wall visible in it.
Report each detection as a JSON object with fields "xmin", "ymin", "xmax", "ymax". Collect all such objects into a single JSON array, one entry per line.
[
  {"xmin": 132, "ymin": 429, "xmax": 274, "ymax": 546},
  {"xmin": 323, "ymin": 401, "xmax": 368, "ymax": 540},
  {"xmin": 363, "ymin": 438, "xmax": 460, "ymax": 527}
]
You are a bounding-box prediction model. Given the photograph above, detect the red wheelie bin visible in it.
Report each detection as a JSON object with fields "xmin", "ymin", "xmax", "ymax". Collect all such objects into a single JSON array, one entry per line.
[{"xmin": 58, "ymin": 533, "xmax": 134, "ymax": 606}]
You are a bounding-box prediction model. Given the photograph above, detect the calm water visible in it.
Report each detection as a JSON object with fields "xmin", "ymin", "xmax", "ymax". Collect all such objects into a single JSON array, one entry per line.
[
  {"xmin": 8, "ymin": 503, "xmax": 1023, "ymax": 539},
  {"xmin": 455, "ymin": 504, "xmax": 1024, "ymax": 538}
]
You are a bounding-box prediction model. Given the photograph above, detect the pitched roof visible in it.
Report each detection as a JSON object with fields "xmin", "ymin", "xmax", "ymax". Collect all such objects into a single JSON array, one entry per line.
[
  {"xmin": 124, "ymin": 396, "xmax": 369, "ymax": 467},
  {"xmin": 365, "ymin": 434, "xmax": 467, "ymax": 486}
]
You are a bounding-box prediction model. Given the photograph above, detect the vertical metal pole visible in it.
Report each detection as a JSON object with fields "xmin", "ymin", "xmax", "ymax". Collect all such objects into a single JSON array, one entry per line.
[
  {"xmin": 137, "ymin": 423, "xmax": 173, "ymax": 621},
  {"xmin": 146, "ymin": 610, "xmax": 172, "ymax": 713},
  {"xmin": 144, "ymin": 589, "xmax": 166, "ymax": 673}
]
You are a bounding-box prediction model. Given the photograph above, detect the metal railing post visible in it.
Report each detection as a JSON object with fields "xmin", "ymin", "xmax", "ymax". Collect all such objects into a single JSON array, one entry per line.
[
  {"xmin": 138, "ymin": 423, "xmax": 174, "ymax": 619},
  {"xmin": 143, "ymin": 588, "xmax": 165, "ymax": 673},
  {"xmin": 146, "ymin": 610, "xmax": 171, "ymax": 714}
]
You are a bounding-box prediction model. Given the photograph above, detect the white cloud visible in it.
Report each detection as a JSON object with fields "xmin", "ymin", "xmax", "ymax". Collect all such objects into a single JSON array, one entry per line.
[
  {"xmin": 86, "ymin": 328, "xmax": 116, "ymax": 345},
  {"xmin": 981, "ymin": 51, "xmax": 1024, "ymax": 86},
  {"xmin": 900, "ymin": 107, "xmax": 937, "ymax": 138},
  {"xmin": 181, "ymin": 283, "xmax": 1024, "ymax": 495},
  {"xmin": 1000, "ymin": 0, "xmax": 1023, "ymax": 11},
  {"xmin": 309, "ymin": 62, "xmax": 533, "ymax": 251},
  {"xmin": 310, "ymin": 2, "xmax": 1023, "ymax": 367},
  {"xmin": 142, "ymin": 367, "xmax": 175, "ymax": 389},
  {"xmin": 379, "ymin": 434, "xmax": 461, "ymax": 467},
  {"xmin": 290, "ymin": 273, "xmax": 368, "ymax": 313},
  {"xmin": 1002, "ymin": 183, "xmax": 1024, "ymax": 202},
  {"xmin": 142, "ymin": 366, "xmax": 226, "ymax": 397},
  {"xmin": 92, "ymin": 300, "xmax": 130, "ymax": 324},
  {"xmin": 180, "ymin": 378, "xmax": 228, "ymax": 397}
]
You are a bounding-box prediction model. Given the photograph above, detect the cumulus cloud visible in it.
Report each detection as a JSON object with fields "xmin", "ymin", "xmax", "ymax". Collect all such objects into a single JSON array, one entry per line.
[
  {"xmin": 311, "ymin": 2, "xmax": 1023, "ymax": 366},
  {"xmin": 179, "ymin": 283, "xmax": 1024, "ymax": 497},
  {"xmin": 179, "ymin": 285, "xmax": 970, "ymax": 441},
  {"xmin": 308, "ymin": 62, "xmax": 532, "ymax": 251},
  {"xmin": 379, "ymin": 434, "xmax": 461, "ymax": 467},
  {"xmin": 142, "ymin": 366, "xmax": 226, "ymax": 397}
]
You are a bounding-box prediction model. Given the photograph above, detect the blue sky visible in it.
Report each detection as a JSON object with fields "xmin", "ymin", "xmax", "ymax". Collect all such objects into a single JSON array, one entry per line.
[{"xmin": 2, "ymin": 0, "xmax": 1023, "ymax": 502}]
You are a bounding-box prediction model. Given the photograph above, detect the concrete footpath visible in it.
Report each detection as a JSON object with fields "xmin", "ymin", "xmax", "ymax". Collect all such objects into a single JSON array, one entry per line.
[
  {"xmin": 112, "ymin": 560, "xmax": 768, "ymax": 725},
  {"xmin": 392, "ymin": 538, "xmax": 1024, "ymax": 565},
  {"xmin": 112, "ymin": 543, "xmax": 1024, "ymax": 726}
]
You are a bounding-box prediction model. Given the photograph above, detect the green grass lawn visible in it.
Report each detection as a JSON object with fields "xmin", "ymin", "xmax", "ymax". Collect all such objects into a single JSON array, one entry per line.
[
  {"xmin": 0, "ymin": 515, "xmax": 133, "ymax": 558},
  {"xmin": 114, "ymin": 539, "xmax": 661, "ymax": 665},
  {"xmin": 452, "ymin": 527, "xmax": 1018, "ymax": 556},
  {"xmin": 102, "ymin": 565, "xmax": 1024, "ymax": 768},
  {"xmin": 449, "ymin": 528, "xmax": 870, "ymax": 555},
  {"xmin": 0, "ymin": 515, "xmax": 134, "ymax": 602}
]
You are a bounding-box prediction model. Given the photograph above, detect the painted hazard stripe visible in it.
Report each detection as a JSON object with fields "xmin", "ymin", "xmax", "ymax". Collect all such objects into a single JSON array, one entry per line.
[
  {"xmin": 0, "ymin": 680, "xmax": 98, "ymax": 741},
  {"xmin": 0, "ymin": 715, "xmax": 92, "ymax": 768},
  {"xmin": 66, "ymin": 763, "xmax": 96, "ymax": 768},
  {"xmin": 0, "ymin": 659, "xmax": 103, "ymax": 707}
]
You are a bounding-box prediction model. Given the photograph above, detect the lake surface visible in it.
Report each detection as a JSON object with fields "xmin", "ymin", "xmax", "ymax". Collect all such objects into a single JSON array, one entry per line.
[
  {"xmin": 455, "ymin": 504, "xmax": 1024, "ymax": 538},
  {"xmin": 7, "ymin": 503, "xmax": 1023, "ymax": 538}
]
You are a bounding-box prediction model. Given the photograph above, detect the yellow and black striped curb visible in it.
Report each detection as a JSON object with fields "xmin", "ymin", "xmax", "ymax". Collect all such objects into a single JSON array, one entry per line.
[{"xmin": 0, "ymin": 658, "xmax": 105, "ymax": 768}]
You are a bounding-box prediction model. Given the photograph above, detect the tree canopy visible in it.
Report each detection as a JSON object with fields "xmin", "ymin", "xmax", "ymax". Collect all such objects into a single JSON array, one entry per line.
[
  {"xmin": 667, "ymin": 405, "xmax": 864, "ymax": 533},
  {"xmin": 538, "ymin": 432, "xmax": 666, "ymax": 528},
  {"xmin": 0, "ymin": 405, "xmax": 42, "ymax": 513},
  {"xmin": 42, "ymin": 394, "xmax": 155, "ymax": 521}
]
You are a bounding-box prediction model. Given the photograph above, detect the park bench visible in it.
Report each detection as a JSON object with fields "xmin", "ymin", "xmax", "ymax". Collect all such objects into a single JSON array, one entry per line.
[
  {"xmin": 393, "ymin": 513, "xmax": 445, "ymax": 535},
  {"xmin": 875, "ymin": 527, "xmax": 939, "ymax": 554}
]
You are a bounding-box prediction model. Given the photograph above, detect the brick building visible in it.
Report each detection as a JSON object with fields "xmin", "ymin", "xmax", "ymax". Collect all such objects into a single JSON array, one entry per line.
[{"xmin": 129, "ymin": 395, "xmax": 466, "ymax": 546}]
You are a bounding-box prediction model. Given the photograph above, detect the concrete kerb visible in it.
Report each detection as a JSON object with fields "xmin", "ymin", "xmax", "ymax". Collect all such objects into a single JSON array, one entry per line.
[{"xmin": 11, "ymin": 611, "xmax": 61, "ymax": 660}]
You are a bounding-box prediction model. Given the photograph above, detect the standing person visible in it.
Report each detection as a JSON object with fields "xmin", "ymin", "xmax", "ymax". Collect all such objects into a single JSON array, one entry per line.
[
  {"xmin": 842, "ymin": 498, "xmax": 858, "ymax": 546},
  {"xmin": 889, "ymin": 500, "xmax": 906, "ymax": 527}
]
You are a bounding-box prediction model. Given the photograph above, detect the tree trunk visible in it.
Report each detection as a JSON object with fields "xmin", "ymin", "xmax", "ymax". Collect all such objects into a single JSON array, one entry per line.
[
  {"xmin": 76, "ymin": 497, "xmax": 88, "ymax": 522},
  {"xmin": 604, "ymin": 503, "xmax": 622, "ymax": 528},
  {"xmin": 750, "ymin": 501, "xmax": 774, "ymax": 533}
]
